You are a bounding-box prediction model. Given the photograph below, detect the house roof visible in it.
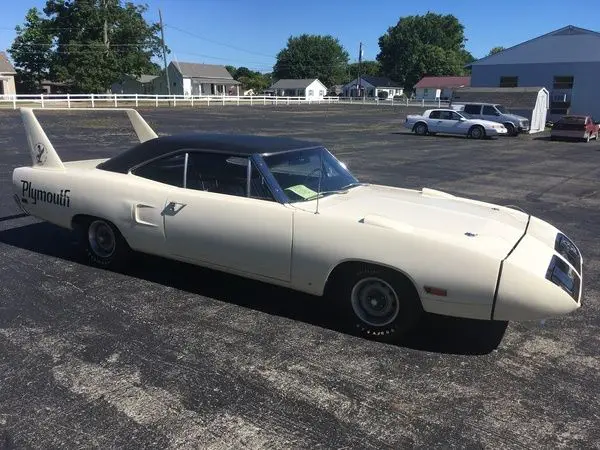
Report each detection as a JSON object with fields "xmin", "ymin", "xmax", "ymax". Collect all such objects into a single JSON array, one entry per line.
[
  {"xmin": 450, "ymin": 87, "xmax": 547, "ymax": 109},
  {"xmin": 0, "ymin": 52, "xmax": 16, "ymax": 74},
  {"xmin": 361, "ymin": 76, "xmax": 403, "ymax": 88},
  {"xmin": 270, "ymin": 79, "xmax": 322, "ymax": 89},
  {"xmin": 414, "ymin": 76, "xmax": 471, "ymax": 89},
  {"xmin": 171, "ymin": 62, "xmax": 240, "ymax": 83},
  {"xmin": 467, "ymin": 25, "xmax": 600, "ymax": 66},
  {"xmin": 97, "ymin": 133, "xmax": 323, "ymax": 174}
]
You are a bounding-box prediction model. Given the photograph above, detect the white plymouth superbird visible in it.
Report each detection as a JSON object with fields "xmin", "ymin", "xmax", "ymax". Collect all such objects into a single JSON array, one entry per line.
[
  {"xmin": 405, "ymin": 108, "xmax": 508, "ymax": 138},
  {"xmin": 12, "ymin": 108, "xmax": 583, "ymax": 341}
]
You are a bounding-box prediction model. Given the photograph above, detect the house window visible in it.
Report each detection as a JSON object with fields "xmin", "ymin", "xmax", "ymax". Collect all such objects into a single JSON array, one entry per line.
[
  {"xmin": 499, "ymin": 76, "xmax": 518, "ymax": 87},
  {"xmin": 553, "ymin": 76, "xmax": 574, "ymax": 89},
  {"xmin": 319, "ymin": 90, "xmax": 324, "ymax": 96},
  {"xmin": 308, "ymin": 90, "xmax": 314, "ymax": 96}
]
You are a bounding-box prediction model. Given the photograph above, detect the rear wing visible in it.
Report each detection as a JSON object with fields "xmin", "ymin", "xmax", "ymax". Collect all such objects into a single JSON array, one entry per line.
[{"xmin": 20, "ymin": 107, "xmax": 158, "ymax": 170}]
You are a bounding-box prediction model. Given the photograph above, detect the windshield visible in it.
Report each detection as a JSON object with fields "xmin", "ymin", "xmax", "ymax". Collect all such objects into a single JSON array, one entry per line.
[
  {"xmin": 262, "ymin": 147, "xmax": 361, "ymax": 202},
  {"xmin": 459, "ymin": 112, "xmax": 472, "ymax": 119},
  {"xmin": 495, "ymin": 105, "xmax": 510, "ymax": 114}
]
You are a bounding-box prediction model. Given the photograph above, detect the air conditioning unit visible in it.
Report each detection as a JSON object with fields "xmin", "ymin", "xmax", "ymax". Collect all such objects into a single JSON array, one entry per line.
[{"xmin": 552, "ymin": 93, "xmax": 567, "ymax": 102}]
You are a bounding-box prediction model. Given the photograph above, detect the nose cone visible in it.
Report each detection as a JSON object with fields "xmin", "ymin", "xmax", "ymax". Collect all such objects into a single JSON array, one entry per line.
[
  {"xmin": 493, "ymin": 259, "xmax": 581, "ymax": 321},
  {"xmin": 491, "ymin": 225, "xmax": 582, "ymax": 322}
]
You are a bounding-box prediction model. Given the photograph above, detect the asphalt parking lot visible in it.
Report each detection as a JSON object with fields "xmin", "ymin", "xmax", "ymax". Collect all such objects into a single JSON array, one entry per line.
[{"xmin": 1, "ymin": 104, "xmax": 599, "ymax": 449}]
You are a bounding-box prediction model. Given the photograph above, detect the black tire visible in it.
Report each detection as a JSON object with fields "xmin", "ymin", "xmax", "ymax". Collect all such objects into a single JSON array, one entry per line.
[
  {"xmin": 414, "ymin": 122, "xmax": 428, "ymax": 135},
  {"xmin": 76, "ymin": 217, "xmax": 132, "ymax": 270},
  {"xmin": 328, "ymin": 263, "xmax": 424, "ymax": 343},
  {"xmin": 504, "ymin": 123, "xmax": 516, "ymax": 136},
  {"xmin": 469, "ymin": 125, "xmax": 485, "ymax": 139}
]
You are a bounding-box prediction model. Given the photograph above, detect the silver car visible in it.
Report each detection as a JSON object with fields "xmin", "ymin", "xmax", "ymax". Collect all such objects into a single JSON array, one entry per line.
[{"xmin": 454, "ymin": 103, "xmax": 530, "ymax": 136}]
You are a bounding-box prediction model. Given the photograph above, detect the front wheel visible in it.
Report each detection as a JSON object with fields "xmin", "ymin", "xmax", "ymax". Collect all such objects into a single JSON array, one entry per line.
[
  {"xmin": 330, "ymin": 264, "xmax": 424, "ymax": 342},
  {"xmin": 504, "ymin": 123, "xmax": 516, "ymax": 136},
  {"xmin": 469, "ymin": 125, "xmax": 485, "ymax": 139}
]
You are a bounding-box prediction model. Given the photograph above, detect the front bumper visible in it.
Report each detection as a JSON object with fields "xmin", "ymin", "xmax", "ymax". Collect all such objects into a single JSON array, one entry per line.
[
  {"xmin": 492, "ymin": 216, "xmax": 582, "ymax": 321},
  {"xmin": 487, "ymin": 127, "xmax": 508, "ymax": 136}
]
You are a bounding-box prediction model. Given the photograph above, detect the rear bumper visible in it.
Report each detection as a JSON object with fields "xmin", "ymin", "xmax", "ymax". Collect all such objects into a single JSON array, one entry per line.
[{"xmin": 492, "ymin": 216, "xmax": 582, "ymax": 321}]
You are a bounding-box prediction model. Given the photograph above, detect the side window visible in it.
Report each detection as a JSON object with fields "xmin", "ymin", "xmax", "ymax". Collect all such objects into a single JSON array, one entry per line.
[
  {"xmin": 450, "ymin": 112, "xmax": 463, "ymax": 121},
  {"xmin": 463, "ymin": 104, "xmax": 480, "ymax": 114},
  {"xmin": 132, "ymin": 153, "xmax": 186, "ymax": 187},
  {"xmin": 429, "ymin": 110, "xmax": 440, "ymax": 119},
  {"xmin": 185, "ymin": 152, "xmax": 274, "ymax": 201},
  {"xmin": 482, "ymin": 105, "xmax": 498, "ymax": 115}
]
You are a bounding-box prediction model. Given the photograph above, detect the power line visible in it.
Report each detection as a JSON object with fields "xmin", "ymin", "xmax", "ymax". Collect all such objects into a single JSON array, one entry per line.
[{"xmin": 165, "ymin": 24, "xmax": 276, "ymax": 60}]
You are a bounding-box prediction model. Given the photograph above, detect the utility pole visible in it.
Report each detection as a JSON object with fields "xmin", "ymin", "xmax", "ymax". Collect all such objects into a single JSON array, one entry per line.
[
  {"xmin": 159, "ymin": 8, "xmax": 171, "ymax": 96},
  {"xmin": 103, "ymin": 0, "xmax": 109, "ymax": 93},
  {"xmin": 357, "ymin": 42, "xmax": 363, "ymax": 98}
]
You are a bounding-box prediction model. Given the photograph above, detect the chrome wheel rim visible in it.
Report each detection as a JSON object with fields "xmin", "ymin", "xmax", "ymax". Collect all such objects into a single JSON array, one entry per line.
[
  {"xmin": 472, "ymin": 127, "xmax": 482, "ymax": 138},
  {"xmin": 350, "ymin": 277, "xmax": 400, "ymax": 327},
  {"xmin": 416, "ymin": 124, "xmax": 426, "ymax": 134},
  {"xmin": 88, "ymin": 220, "xmax": 116, "ymax": 258}
]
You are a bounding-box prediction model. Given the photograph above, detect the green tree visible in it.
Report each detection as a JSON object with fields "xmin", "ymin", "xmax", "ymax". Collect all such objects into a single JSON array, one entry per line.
[
  {"xmin": 376, "ymin": 13, "xmax": 471, "ymax": 91},
  {"xmin": 9, "ymin": 0, "xmax": 166, "ymax": 93},
  {"xmin": 346, "ymin": 60, "xmax": 382, "ymax": 82},
  {"xmin": 487, "ymin": 46, "xmax": 505, "ymax": 56},
  {"xmin": 8, "ymin": 7, "xmax": 53, "ymax": 93},
  {"xmin": 273, "ymin": 34, "xmax": 349, "ymax": 87}
]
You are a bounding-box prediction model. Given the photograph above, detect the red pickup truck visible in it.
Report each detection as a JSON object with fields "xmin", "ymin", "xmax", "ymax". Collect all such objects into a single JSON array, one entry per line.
[{"xmin": 550, "ymin": 115, "xmax": 600, "ymax": 142}]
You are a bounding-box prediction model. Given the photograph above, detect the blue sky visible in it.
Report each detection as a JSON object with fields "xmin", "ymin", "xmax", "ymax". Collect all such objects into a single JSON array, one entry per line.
[{"xmin": 1, "ymin": 0, "xmax": 599, "ymax": 73}]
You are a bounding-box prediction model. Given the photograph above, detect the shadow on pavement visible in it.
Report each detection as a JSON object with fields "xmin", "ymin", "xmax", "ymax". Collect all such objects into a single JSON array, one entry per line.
[{"xmin": 0, "ymin": 220, "xmax": 508, "ymax": 355}]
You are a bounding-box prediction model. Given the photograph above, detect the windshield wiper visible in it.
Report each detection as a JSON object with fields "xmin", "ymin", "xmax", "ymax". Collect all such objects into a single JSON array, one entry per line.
[{"xmin": 304, "ymin": 182, "xmax": 367, "ymax": 201}]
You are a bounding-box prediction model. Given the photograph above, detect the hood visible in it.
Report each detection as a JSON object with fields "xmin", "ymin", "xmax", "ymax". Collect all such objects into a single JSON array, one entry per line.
[
  {"xmin": 311, "ymin": 185, "xmax": 530, "ymax": 259},
  {"xmin": 470, "ymin": 118, "xmax": 506, "ymax": 127},
  {"xmin": 504, "ymin": 113, "xmax": 528, "ymax": 122}
]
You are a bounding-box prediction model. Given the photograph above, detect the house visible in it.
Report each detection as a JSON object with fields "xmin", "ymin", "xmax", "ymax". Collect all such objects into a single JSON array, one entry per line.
[
  {"xmin": 153, "ymin": 61, "xmax": 242, "ymax": 96},
  {"xmin": 111, "ymin": 74, "xmax": 158, "ymax": 95},
  {"xmin": 466, "ymin": 25, "xmax": 600, "ymax": 121},
  {"xmin": 450, "ymin": 86, "xmax": 550, "ymax": 133},
  {"xmin": 268, "ymin": 79, "xmax": 327, "ymax": 99},
  {"xmin": 341, "ymin": 76, "xmax": 403, "ymax": 98},
  {"xmin": 413, "ymin": 76, "xmax": 471, "ymax": 101},
  {"xmin": 328, "ymin": 84, "xmax": 343, "ymax": 96},
  {"xmin": 0, "ymin": 51, "xmax": 16, "ymax": 97}
]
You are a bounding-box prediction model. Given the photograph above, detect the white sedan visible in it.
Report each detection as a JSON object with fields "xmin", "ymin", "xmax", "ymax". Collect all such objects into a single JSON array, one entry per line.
[
  {"xmin": 405, "ymin": 108, "xmax": 508, "ymax": 138},
  {"xmin": 12, "ymin": 108, "xmax": 583, "ymax": 342}
]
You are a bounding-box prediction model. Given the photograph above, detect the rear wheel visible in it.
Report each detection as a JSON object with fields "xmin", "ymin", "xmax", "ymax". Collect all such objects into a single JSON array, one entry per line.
[
  {"xmin": 414, "ymin": 123, "xmax": 428, "ymax": 135},
  {"xmin": 328, "ymin": 264, "xmax": 423, "ymax": 342},
  {"xmin": 76, "ymin": 217, "xmax": 132, "ymax": 270}
]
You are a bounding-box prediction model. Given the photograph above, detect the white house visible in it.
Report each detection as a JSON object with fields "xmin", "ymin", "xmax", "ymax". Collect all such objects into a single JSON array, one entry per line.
[
  {"xmin": 342, "ymin": 76, "xmax": 403, "ymax": 98},
  {"xmin": 268, "ymin": 79, "xmax": 327, "ymax": 99},
  {"xmin": 413, "ymin": 76, "xmax": 471, "ymax": 101},
  {"xmin": 0, "ymin": 51, "xmax": 16, "ymax": 97},
  {"xmin": 153, "ymin": 61, "xmax": 241, "ymax": 96},
  {"xmin": 466, "ymin": 25, "xmax": 600, "ymax": 121}
]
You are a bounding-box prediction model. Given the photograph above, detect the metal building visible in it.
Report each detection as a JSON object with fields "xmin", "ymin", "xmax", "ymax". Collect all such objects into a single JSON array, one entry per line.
[{"xmin": 466, "ymin": 25, "xmax": 600, "ymax": 122}]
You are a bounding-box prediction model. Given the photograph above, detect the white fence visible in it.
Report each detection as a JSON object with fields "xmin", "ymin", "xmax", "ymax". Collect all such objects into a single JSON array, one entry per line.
[{"xmin": 0, "ymin": 93, "xmax": 450, "ymax": 109}]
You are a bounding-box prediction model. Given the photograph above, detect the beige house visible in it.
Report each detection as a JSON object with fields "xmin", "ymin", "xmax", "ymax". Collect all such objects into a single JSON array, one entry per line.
[
  {"xmin": 153, "ymin": 61, "xmax": 241, "ymax": 96},
  {"xmin": 0, "ymin": 51, "xmax": 16, "ymax": 97}
]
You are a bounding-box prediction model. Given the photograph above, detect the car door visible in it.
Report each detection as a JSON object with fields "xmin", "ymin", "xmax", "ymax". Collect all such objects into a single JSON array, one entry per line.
[
  {"xmin": 481, "ymin": 105, "xmax": 501, "ymax": 123},
  {"xmin": 427, "ymin": 110, "xmax": 441, "ymax": 131},
  {"xmin": 161, "ymin": 150, "xmax": 294, "ymax": 282},
  {"xmin": 435, "ymin": 110, "xmax": 463, "ymax": 134}
]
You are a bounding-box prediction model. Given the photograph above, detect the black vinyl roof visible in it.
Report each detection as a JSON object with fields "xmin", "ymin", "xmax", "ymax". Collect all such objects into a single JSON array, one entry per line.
[{"xmin": 97, "ymin": 132, "xmax": 322, "ymax": 173}]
